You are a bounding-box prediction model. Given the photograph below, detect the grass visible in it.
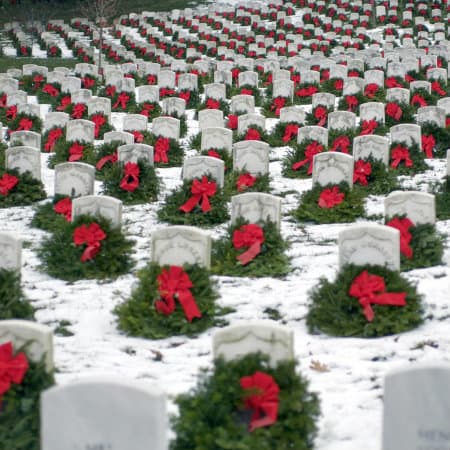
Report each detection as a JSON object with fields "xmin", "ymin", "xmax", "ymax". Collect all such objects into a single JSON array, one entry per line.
[{"xmin": 0, "ymin": 57, "xmax": 77, "ymax": 72}]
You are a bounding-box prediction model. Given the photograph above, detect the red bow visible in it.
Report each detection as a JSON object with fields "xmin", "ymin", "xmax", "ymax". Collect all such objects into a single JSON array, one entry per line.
[
  {"xmin": 245, "ymin": 128, "xmax": 261, "ymax": 141},
  {"xmin": 128, "ymin": 130, "xmax": 143, "ymax": 143},
  {"xmin": 0, "ymin": 342, "xmax": 29, "ymax": 398},
  {"xmin": 318, "ymin": 186, "xmax": 345, "ymax": 208},
  {"xmin": 345, "ymin": 95, "xmax": 359, "ymax": 111},
  {"xmin": 385, "ymin": 77, "xmax": 403, "ymax": 88},
  {"xmin": 295, "ymin": 85, "xmax": 318, "ymax": 97},
  {"xmin": 422, "ymin": 135, "xmax": 436, "ymax": 159},
  {"xmin": 0, "ymin": 94, "xmax": 7, "ymax": 108},
  {"xmin": 282, "ymin": 124, "xmax": 299, "ymax": 142},
  {"xmin": 155, "ymin": 266, "xmax": 201, "ymax": 322},
  {"xmin": 6, "ymin": 105, "xmax": 17, "ymax": 120},
  {"xmin": 17, "ymin": 118, "xmax": 33, "ymax": 131},
  {"xmin": 113, "ymin": 92, "xmax": 130, "ymax": 109},
  {"xmin": 96, "ymin": 152, "xmax": 118, "ymax": 170},
  {"xmin": 179, "ymin": 91, "xmax": 191, "ymax": 103},
  {"xmin": 147, "ymin": 75, "xmax": 157, "ymax": 85},
  {"xmin": 73, "ymin": 222, "xmax": 107, "ymax": 262},
  {"xmin": 160, "ymin": 88, "xmax": 176, "ymax": 97},
  {"xmin": 56, "ymin": 96, "xmax": 71, "ymax": 111},
  {"xmin": 54, "ymin": 197, "xmax": 72, "ymax": 221},
  {"xmin": 349, "ymin": 271, "xmax": 407, "ymax": 321},
  {"xmin": 82, "ymin": 77, "xmax": 95, "ymax": 88},
  {"xmin": 330, "ymin": 136, "xmax": 350, "ymax": 153},
  {"xmin": 44, "ymin": 127, "xmax": 64, "ymax": 152},
  {"xmin": 353, "ymin": 160, "xmax": 372, "ymax": 186},
  {"xmin": 227, "ymin": 114, "xmax": 238, "ymax": 130},
  {"xmin": 139, "ymin": 103, "xmax": 155, "ymax": 118},
  {"xmin": 431, "ymin": 81, "xmax": 446, "ymax": 96},
  {"xmin": 240, "ymin": 371, "xmax": 279, "ymax": 432},
  {"xmin": 206, "ymin": 98, "xmax": 220, "ymax": 109},
  {"xmin": 271, "ymin": 97, "xmax": 286, "ymax": 116},
  {"xmin": 292, "ymin": 141, "xmax": 323, "ymax": 174},
  {"xmin": 91, "ymin": 114, "xmax": 106, "ymax": 138},
  {"xmin": 386, "ymin": 217, "xmax": 414, "ymax": 259},
  {"xmin": 68, "ymin": 142, "xmax": 85, "ymax": 162},
  {"xmin": 32, "ymin": 75, "xmax": 44, "ymax": 89},
  {"xmin": 236, "ymin": 173, "xmax": 257, "ymax": 192},
  {"xmin": 364, "ymin": 83, "xmax": 379, "ymax": 98},
  {"xmin": 241, "ymin": 88, "xmax": 253, "ymax": 96},
  {"xmin": 232, "ymin": 223, "xmax": 264, "ymax": 265},
  {"xmin": 0, "ymin": 173, "xmax": 18, "ymax": 196},
  {"xmin": 411, "ymin": 94, "xmax": 427, "ymax": 107},
  {"xmin": 334, "ymin": 79, "xmax": 344, "ymax": 90},
  {"xmin": 71, "ymin": 103, "xmax": 86, "ymax": 119},
  {"xmin": 391, "ymin": 145, "xmax": 412, "ymax": 169},
  {"xmin": 154, "ymin": 137, "xmax": 170, "ymax": 163},
  {"xmin": 42, "ymin": 84, "xmax": 60, "ymax": 97},
  {"xmin": 105, "ymin": 85, "xmax": 116, "ymax": 97},
  {"xmin": 120, "ymin": 162, "xmax": 140, "ymax": 192},
  {"xmin": 179, "ymin": 176, "xmax": 217, "ymax": 213},
  {"xmin": 386, "ymin": 102, "xmax": 402, "ymax": 120},
  {"xmin": 314, "ymin": 106, "xmax": 328, "ymax": 126},
  {"xmin": 360, "ymin": 119, "xmax": 378, "ymax": 135}
]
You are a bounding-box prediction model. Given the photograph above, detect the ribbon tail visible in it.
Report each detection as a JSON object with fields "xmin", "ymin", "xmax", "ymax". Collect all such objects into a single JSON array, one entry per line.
[
  {"xmin": 249, "ymin": 402, "xmax": 278, "ymax": 432},
  {"xmin": 96, "ymin": 154, "xmax": 115, "ymax": 170},
  {"xmin": 362, "ymin": 303, "xmax": 375, "ymax": 322},
  {"xmin": 292, "ymin": 159, "xmax": 308, "ymax": 171},
  {"xmin": 155, "ymin": 294, "xmax": 176, "ymax": 315},
  {"xmin": 69, "ymin": 154, "xmax": 82, "ymax": 162},
  {"xmin": 374, "ymin": 292, "xmax": 407, "ymax": 307},
  {"xmin": 391, "ymin": 159, "xmax": 400, "ymax": 169},
  {"xmin": 237, "ymin": 241, "xmax": 261, "ymax": 265},
  {"xmin": 179, "ymin": 194, "xmax": 201, "ymax": 213},
  {"xmin": 81, "ymin": 243, "xmax": 101, "ymax": 262},
  {"xmin": 200, "ymin": 194, "xmax": 212, "ymax": 212},
  {"xmin": 177, "ymin": 290, "xmax": 202, "ymax": 322},
  {"xmin": 317, "ymin": 116, "xmax": 326, "ymax": 127}
]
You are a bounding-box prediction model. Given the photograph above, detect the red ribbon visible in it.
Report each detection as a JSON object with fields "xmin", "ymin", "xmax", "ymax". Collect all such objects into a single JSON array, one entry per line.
[
  {"xmin": 91, "ymin": 114, "xmax": 106, "ymax": 138},
  {"xmin": 364, "ymin": 83, "xmax": 379, "ymax": 98},
  {"xmin": 245, "ymin": 128, "xmax": 261, "ymax": 141},
  {"xmin": 360, "ymin": 119, "xmax": 378, "ymax": 135},
  {"xmin": 68, "ymin": 142, "xmax": 85, "ymax": 162},
  {"xmin": 386, "ymin": 102, "xmax": 402, "ymax": 121},
  {"xmin": 353, "ymin": 160, "xmax": 372, "ymax": 186},
  {"xmin": 17, "ymin": 118, "xmax": 33, "ymax": 131},
  {"xmin": 411, "ymin": 94, "xmax": 427, "ymax": 107},
  {"xmin": 160, "ymin": 88, "xmax": 176, "ymax": 97},
  {"xmin": 422, "ymin": 135, "xmax": 436, "ymax": 158},
  {"xmin": 318, "ymin": 186, "xmax": 345, "ymax": 208},
  {"xmin": 42, "ymin": 84, "xmax": 60, "ymax": 97},
  {"xmin": 179, "ymin": 91, "xmax": 191, "ymax": 103},
  {"xmin": 32, "ymin": 75, "xmax": 44, "ymax": 89},
  {"xmin": 431, "ymin": 81, "xmax": 447, "ymax": 96},
  {"xmin": 349, "ymin": 270, "xmax": 407, "ymax": 322},
  {"xmin": 0, "ymin": 342, "xmax": 29, "ymax": 397},
  {"xmin": 113, "ymin": 92, "xmax": 130, "ymax": 109},
  {"xmin": 240, "ymin": 371, "xmax": 279, "ymax": 432},
  {"xmin": 236, "ymin": 173, "xmax": 257, "ymax": 192},
  {"xmin": 206, "ymin": 98, "xmax": 220, "ymax": 109},
  {"xmin": 179, "ymin": 176, "xmax": 217, "ymax": 213},
  {"xmin": 227, "ymin": 114, "xmax": 238, "ymax": 130},
  {"xmin": 106, "ymin": 85, "xmax": 116, "ymax": 97},
  {"xmin": 292, "ymin": 141, "xmax": 323, "ymax": 174},
  {"xmin": 0, "ymin": 173, "xmax": 18, "ymax": 196},
  {"xmin": 139, "ymin": 103, "xmax": 155, "ymax": 118},
  {"xmin": 334, "ymin": 79, "xmax": 344, "ymax": 90},
  {"xmin": 130, "ymin": 130, "xmax": 143, "ymax": 143},
  {"xmin": 271, "ymin": 97, "xmax": 286, "ymax": 116},
  {"xmin": 391, "ymin": 145, "xmax": 413, "ymax": 169},
  {"xmin": 314, "ymin": 106, "xmax": 327, "ymax": 126},
  {"xmin": 155, "ymin": 266, "xmax": 202, "ymax": 322},
  {"xmin": 6, "ymin": 105, "xmax": 17, "ymax": 120},
  {"xmin": 56, "ymin": 96, "xmax": 71, "ymax": 111},
  {"xmin": 241, "ymin": 88, "xmax": 253, "ymax": 96},
  {"xmin": 154, "ymin": 137, "xmax": 170, "ymax": 163},
  {"xmin": 120, "ymin": 162, "xmax": 140, "ymax": 192},
  {"xmin": 282, "ymin": 124, "xmax": 299, "ymax": 143},
  {"xmin": 82, "ymin": 77, "xmax": 95, "ymax": 89},
  {"xmin": 44, "ymin": 127, "xmax": 63, "ymax": 152},
  {"xmin": 295, "ymin": 85, "xmax": 318, "ymax": 97},
  {"xmin": 345, "ymin": 95, "xmax": 359, "ymax": 111},
  {"xmin": 71, "ymin": 103, "xmax": 86, "ymax": 119},
  {"xmin": 0, "ymin": 94, "xmax": 7, "ymax": 108},
  {"xmin": 386, "ymin": 217, "xmax": 414, "ymax": 259},
  {"xmin": 54, "ymin": 197, "xmax": 72, "ymax": 221},
  {"xmin": 147, "ymin": 75, "xmax": 157, "ymax": 85},
  {"xmin": 96, "ymin": 152, "xmax": 118, "ymax": 170},
  {"xmin": 330, "ymin": 136, "xmax": 350, "ymax": 153},
  {"xmin": 385, "ymin": 77, "xmax": 403, "ymax": 88},
  {"xmin": 232, "ymin": 224, "xmax": 264, "ymax": 265},
  {"xmin": 73, "ymin": 222, "xmax": 107, "ymax": 262}
]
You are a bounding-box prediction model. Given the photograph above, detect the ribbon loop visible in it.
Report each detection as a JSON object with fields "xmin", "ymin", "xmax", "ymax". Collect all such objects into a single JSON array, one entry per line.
[
  {"xmin": 73, "ymin": 223, "xmax": 107, "ymax": 262},
  {"xmin": 179, "ymin": 176, "xmax": 217, "ymax": 213},
  {"xmin": 232, "ymin": 224, "xmax": 265, "ymax": 265},
  {"xmin": 120, "ymin": 162, "xmax": 140, "ymax": 192}
]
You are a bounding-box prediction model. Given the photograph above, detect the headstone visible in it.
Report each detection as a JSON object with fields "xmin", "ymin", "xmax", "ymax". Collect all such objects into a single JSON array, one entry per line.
[
  {"xmin": 104, "ymin": 131, "xmax": 135, "ymax": 145},
  {"xmin": 61, "ymin": 76, "xmax": 82, "ymax": 94},
  {"xmin": 201, "ymin": 127, "xmax": 232, "ymax": 152},
  {"xmin": 17, "ymin": 103, "xmax": 40, "ymax": 118},
  {"xmin": 123, "ymin": 114, "xmax": 148, "ymax": 132},
  {"xmin": 343, "ymin": 77, "xmax": 364, "ymax": 96},
  {"xmin": 0, "ymin": 232, "xmax": 21, "ymax": 271},
  {"xmin": 237, "ymin": 113, "xmax": 265, "ymax": 135},
  {"xmin": 312, "ymin": 92, "xmax": 335, "ymax": 109},
  {"xmin": 198, "ymin": 109, "xmax": 224, "ymax": 130},
  {"xmin": 161, "ymin": 97, "xmax": 186, "ymax": 117},
  {"xmin": 416, "ymin": 106, "xmax": 446, "ymax": 128},
  {"xmin": 231, "ymin": 94, "xmax": 255, "ymax": 114},
  {"xmin": 353, "ymin": 135, "xmax": 390, "ymax": 165},
  {"xmin": 72, "ymin": 195, "xmax": 123, "ymax": 228},
  {"xmin": 182, "ymin": 156, "xmax": 225, "ymax": 188},
  {"xmin": 44, "ymin": 112, "xmax": 69, "ymax": 131},
  {"xmin": 7, "ymin": 90, "xmax": 27, "ymax": 106},
  {"xmin": 71, "ymin": 89, "xmax": 92, "ymax": 105},
  {"xmin": 117, "ymin": 144, "xmax": 154, "ymax": 165},
  {"xmin": 151, "ymin": 225, "xmax": 211, "ymax": 268},
  {"xmin": 272, "ymin": 79, "xmax": 294, "ymax": 100},
  {"xmin": 66, "ymin": 119, "xmax": 95, "ymax": 143},
  {"xmin": 297, "ymin": 125, "xmax": 328, "ymax": 146},
  {"xmin": 152, "ymin": 117, "xmax": 180, "ymax": 140},
  {"xmin": 410, "ymin": 80, "xmax": 431, "ymax": 94},
  {"xmin": 204, "ymin": 83, "xmax": 226, "ymax": 101},
  {"xmin": 136, "ymin": 85, "xmax": 159, "ymax": 103},
  {"xmin": 87, "ymin": 97, "xmax": 111, "ymax": 122},
  {"xmin": 312, "ymin": 152, "xmax": 354, "ymax": 188},
  {"xmin": 233, "ymin": 140, "xmax": 270, "ymax": 175},
  {"xmin": 386, "ymin": 88, "xmax": 410, "ymax": 104},
  {"xmin": 359, "ymin": 102, "xmax": 385, "ymax": 123},
  {"xmin": 328, "ymin": 111, "xmax": 356, "ymax": 131},
  {"xmin": 5, "ymin": 146, "xmax": 41, "ymax": 180},
  {"xmin": 0, "ymin": 77, "xmax": 18, "ymax": 95},
  {"xmin": 231, "ymin": 193, "xmax": 282, "ymax": 229},
  {"xmin": 279, "ymin": 106, "xmax": 305, "ymax": 124},
  {"xmin": 384, "ymin": 191, "xmax": 435, "ymax": 225},
  {"xmin": 54, "ymin": 162, "xmax": 95, "ymax": 197},
  {"xmin": 10, "ymin": 130, "xmax": 41, "ymax": 149},
  {"xmin": 390, "ymin": 124, "xmax": 421, "ymax": 147},
  {"xmin": 437, "ymin": 97, "xmax": 450, "ymax": 115},
  {"xmin": 338, "ymin": 224, "xmax": 400, "ymax": 271}
]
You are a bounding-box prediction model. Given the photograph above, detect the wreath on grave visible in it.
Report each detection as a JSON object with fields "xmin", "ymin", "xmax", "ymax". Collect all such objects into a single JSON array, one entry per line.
[
  {"xmin": 306, "ymin": 263, "xmax": 424, "ymax": 337},
  {"xmin": 357, "ymin": 119, "xmax": 389, "ymax": 137},
  {"xmin": 0, "ymin": 269, "xmax": 34, "ymax": 320},
  {"xmin": 136, "ymin": 101, "xmax": 161, "ymax": 120},
  {"xmin": 235, "ymin": 126, "xmax": 270, "ymax": 144},
  {"xmin": 16, "ymin": 45, "xmax": 32, "ymax": 57},
  {"xmin": 157, "ymin": 176, "xmax": 230, "ymax": 227},
  {"xmin": 410, "ymin": 88, "xmax": 435, "ymax": 110},
  {"xmin": 36, "ymin": 82, "xmax": 62, "ymax": 107},
  {"xmin": 337, "ymin": 93, "xmax": 365, "ymax": 113},
  {"xmin": 261, "ymin": 96, "xmax": 293, "ymax": 119},
  {"xmin": 20, "ymin": 74, "xmax": 45, "ymax": 95},
  {"xmin": 433, "ymin": 176, "xmax": 450, "ymax": 220},
  {"xmin": 223, "ymin": 170, "xmax": 271, "ymax": 198},
  {"xmin": 94, "ymin": 141, "xmax": 121, "ymax": 178},
  {"xmin": 178, "ymin": 89, "xmax": 201, "ymax": 109},
  {"xmin": 146, "ymin": 134, "xmax": 184, "ymax": 167},
  {"xmin": 328, "ymin": 129, "xmax": 357, "ymax": 154},
  {"xmin": 31, "ymin": 195, "xmax": 73, "ymax": 232},
  {"xmin": 353, "ymin": 157, "xmax": 399, "ymax": 195},
  {"xmin": 196, "ymin": 98, "xmax": 230, "ymax": 117},
  {"xmin": 114, "ymin": 262, "xmax": 229, "ymax": 339},
  {"xmin": 268, "ymin": 122, "xmax": 300, "ymax": 147},
  {"xmin": 0, "ymin": 343, "xmax": 55, "ymax": 450},
  {"xmin": 231, "ymin": 85, "xmax": 262, "ymax": 106},
  {"xmin": 48, "ymin": 140, "xmax": 96, "ymax": 169},
  {"xmin": 305, "ymin": 104, "xmax": 333, "ymax": 127},
  {"xmin": 66, "ymin": 102, "xmax": 88, "ymax": 120},
  {"xmin": 88, "ymin": 113, "xmax": 114, "ymax": 140},
  {"xmin": 430, "ymin": 80, "xmax": 450, "ymax": 98},
  {"xmin": 362, "ymin": 84, "xmax": 386, "ymax": 103},
  {"xmin": 47, "ymin": 44, "xmax": 62, "ymax": 57},
  {"xmin": 38, "ymin": 215, "xmax": 135, "ymax": 281},
  {"xmin": 8, "ymin": 114, "xmax": 42, "ymax": 134},
  {"xmin": 171, "ymin": 353, "xmax": 320, "ymax": 450},
  {"xmin": 320, "ymin": 78, "xmax": 344, "ymax": 97},
  {"xmin": 389, "ymin": 141, "xmax": 428, "ymax": 175},
  {"xmin": 211, "ymin": 219, "xmax": 291, "ymax": 278},
  {"xmin": 159, "ymin": 87, "xmax": 177, "ymax": 100},
  {"xmin": 79, "ymin": 74, "xmax": 99, "ymax": 93},
  {"xmin": 100, "ymin": 159, "xmax": 160, "ymax": 205},
  {"xmin": 0, "ymin": 141, "xmax": 8, "ymax": 170},
  {"xmin": 420, "ymin": 122, "xmax": 450, "ymax": 158},
  {"xmin": 385, "ymin": 76, "xmax": 408, "ymax": 89},
  {"xmin": 42, "ymin": 126, "xmax": 65, "ymax": 153},
  {"xmin": 291, "ymin": 182, "xmax": 366, "ymax": 224},
  {"xmin": 294, "ymin": 83, "xmax": 320, "ymax": 105},
  {"xmin": 384, "ymin": 101, "xmax": 415, "ymax": 127},
  {"xmin": 100, "ymin": 86, "xmax": 137, "ymax": 113},
  {"xmin": 0, "ymin": 169, "xmax": 46, "ymax": 208},
  {"xmin": 385, "ymin": 215, "xmax": 444, "ymax": 271},
  {"xmin": 282, "ymin": 139, "xmax": 326, "ymax": 178},
  {"xmin": 200, "ymin": 147, "xmax": 232, "ymax": 173}
]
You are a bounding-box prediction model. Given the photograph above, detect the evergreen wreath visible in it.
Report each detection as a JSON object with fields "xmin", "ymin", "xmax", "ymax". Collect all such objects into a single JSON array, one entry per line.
[
  {"xmin": 100, "ymin": 159, "xmax": 160, "ymax": 205},
  {"xmin": 88, "ymin": 113, "xmax": 114, "ymax": 140},
  {"xmin": 306, "ymin": 264, "xmax": 424, "ymax": 337},
  {"xmin": 38, "ymin": 215, "xmax": 135, "ymax": 281},
  {"xmin": 211, "ymin": 219, "xmax": 291, "ymax": 278},
  {"xmin": 232, "ymin": 85, "xmax": 262, "ymax": 106},
  {"xmin": 31, "ymin": 195, "xmax": 73, "ymax": 232},
  {"xmin": 36, "ymin": 82, "xmax": 62, "ymax": 107},
  {"xmin": 196, "ymin": 98, "xmax": 230, "ymax": 117},
  {"xmin": 8, "ymin": 113, "xmax": 42, "ymax": 134},
  {"xmin": 385, "ymin": 101, "xmax": 415, "ymax": 127},
  {"xmin": 267, "ymin": 121, "xmax": 300, "ymax": 147},
  {"xmin": 48, "ymin": 140, "xmax": 96, "ymax": 169},
  {"xmin": 434, "ymin": 176, "xmax": 450, "ymax": 220},
  {"xmin": 223, "ymin": 170, "xmax": 271, "ymax": 198},
  {"xmin": 353, "ymin": 157, "xmax": 399, "ymax": 195},
  {"xmin": 328, "ymin": 129, "xmax": 357, "ymax": 154},
  {"xmin": 319, "ymin": 78, "xmax": 343, "ymax": 97},
  {"xmin": 157, "ymin": 177, "xmax": 230, "ymax": 227},
  {"xmin": 291, "ymin": 182, "xmax": 366, "ymax": 224},
  {"xmin": 189, "ymin": 132, "xmax": 201, "ymax": 151},
  {"xmin": 305, "ymin": 104, "xmax": 333, "ymax": 126},
  {"xmin": 42, "ymin": 126, "xmax": 65, "ymax": 153},
  {"xmin": 178, "ymin": 89, "xmax": 200, "ymax": 109},
  {"xmin": 135, "ymin": 101, "xmax": 161, "ymax": 120},
  {"xmin": 410, "ymin": 88, "xmax": 435, "ymax": 110},
  {"xmin": 0, "ymin": 351, "xmax": 55, "ymax": 450},
  {"xmin": 94, "ymin": 141, "xmax": 121, "ymax": 180},
  {"xmin": 282, "ymin": 139, "xmax": 327, "ymax": 179},
  {"xmin": 0, "ymin": 269, "xmax": 34, "ymax": 320},
  {"xmin": 0, "ymin": 169, "xmax": 46, "ymax": 208},
  {"xmin": 147, "ymin": 134, "xmax": 185, "ymax": 167},
  {"xmin": 234, "ymin": 126, "xmax": 271, "ymax": 144},
  {"xmin": 171, "ymin": 353, "xmax": 320, "ymax": 450},
  {"xmin": 337, "ymin": 93, "xmax": 365, "ymax": 113},
  {"xmin": 0, "ymin": 141, "xmax": 7, "ymax": 170},
  {"xmin": 293, "ymin": 83, "xmax": 320, "ymax": 105},
  {"xmin": 389, "ymin": 141, "xmax": 428, "ymax": 175},
  {"xmin": 420, "ymin": 122, "xmax": 450, "ymax": 158},
  {"xmin": 114, "ymin": 263, "xmax": 228, "ymax": 339}
]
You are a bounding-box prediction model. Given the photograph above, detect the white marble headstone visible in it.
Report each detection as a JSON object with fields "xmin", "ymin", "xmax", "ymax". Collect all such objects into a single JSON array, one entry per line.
[
  {"xmin": 231, "ymin": 193, "xmax": 282, "ymax": 229},
  {"xmin": 5, "ymin": 146, "xmax": 41, "ymax": 180},
  {"xmin": 385, "ymin": 191, "xmax": 435, "ymax": 225},
  {"xmin": 72, "ymin": 195, "xmax": 123, "ymax": 228},
  {"xmin": 312, "ymin": 152, "xmax": 354, "ymax": 188},
  {"xmin": 54, "ymin": 162, "xmax": 95, "ymax": 197},
  {"xmin": 0, "ymin": 232, "xmax": 21, "ymax": 271},
  {"xmin": 117, "ymin": 143, "xmax": 154, "ymax": 165},
  {"xmin": 233, "ymin": 140, "xmax": 270, "ymax": 176},
  {"xmin": 182, "ymin": 156, "xmax": 225, "ymax": 188}
]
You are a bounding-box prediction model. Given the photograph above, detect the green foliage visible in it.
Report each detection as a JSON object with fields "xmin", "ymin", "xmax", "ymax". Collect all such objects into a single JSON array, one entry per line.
[
  {"xmin": 31, "ymin": 195, "xmax": 71, "ymax": 232},
  {"xmin": 353, "ymin": 158, "xmax": 399, "ymax": 195},
  {"xmin": 171, "ymin": 353, "xmax": 320, "ymax": 450},
  {"xmin": 211, "ymin": 220, "xmax": 291, "ymax": 278},
  {"xmin": 385, "ymin": 101, "xmax": 415, "ymax": 127},
  {"xmin": 223, "ymin": 171, "xmax": 270, "ymax": 198},
  {"xmin": 157, "ymin": 178, "xmax": 230, "ymax": 227},
  {"xmin": 48, "ymin": 140, "xmax": 96, "ymax": 169},
  {"xmin": 8, "ymin": 113, "xmax": 42, "ymax": 134},
  {"xmin": 0, "ymin": 355, "xmax": 55, "ymax": 450},
  {"xmin": 100, "ymin": 160, "xmax": 160, "ymax": 205},
  {"xmin": 434, "ymin": 177, "xmax": 450, "ymax": 220},
  {"xmin": 147, "ymin": 135, "xmax": 185, "ymax": 167},
  {"xmin": 115, "ymin": 263, "xmax": 229, "ymax": 339},
  {"xmin": 420, "ymin": 122, "xmax": 450, "ymax": 158},
  {"xmin": 307, "ymin": 264, "xmax": 424, "ymax": 337},
  {"xmin": 282, "ymin": 139, "xmax": 326, "ymax": 179},
  {"xmin": 0, "ymin": 141, "xmax": 9, "ymax": 170},
  {"xmin": 291, "ymin": 183, "xmax": 366, "ymax": 224},
  {"xmin": 0, "ymin": 169, "xmax": 46, "ymax": 208},
  {"xmin": 200, "ymin": 148, "xmax": 232, "ymax": 173},
  {"xmin": 38, "ymin": 215, "xmax": 135, "ymax": 281},
  {"xmin": 0, "ymin": 269, "xmax": 34, "ymax": 320},
  {"xmin": 235, "ymin": 126, "xmax": 270, "ymax": 144},
  {"xmin": 389, "ymin": 141, "xmax": 428, "ymax": 175},
  {"xmin": 189, "ymin": 132, "xmax": 201, "ymax": 151}
]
